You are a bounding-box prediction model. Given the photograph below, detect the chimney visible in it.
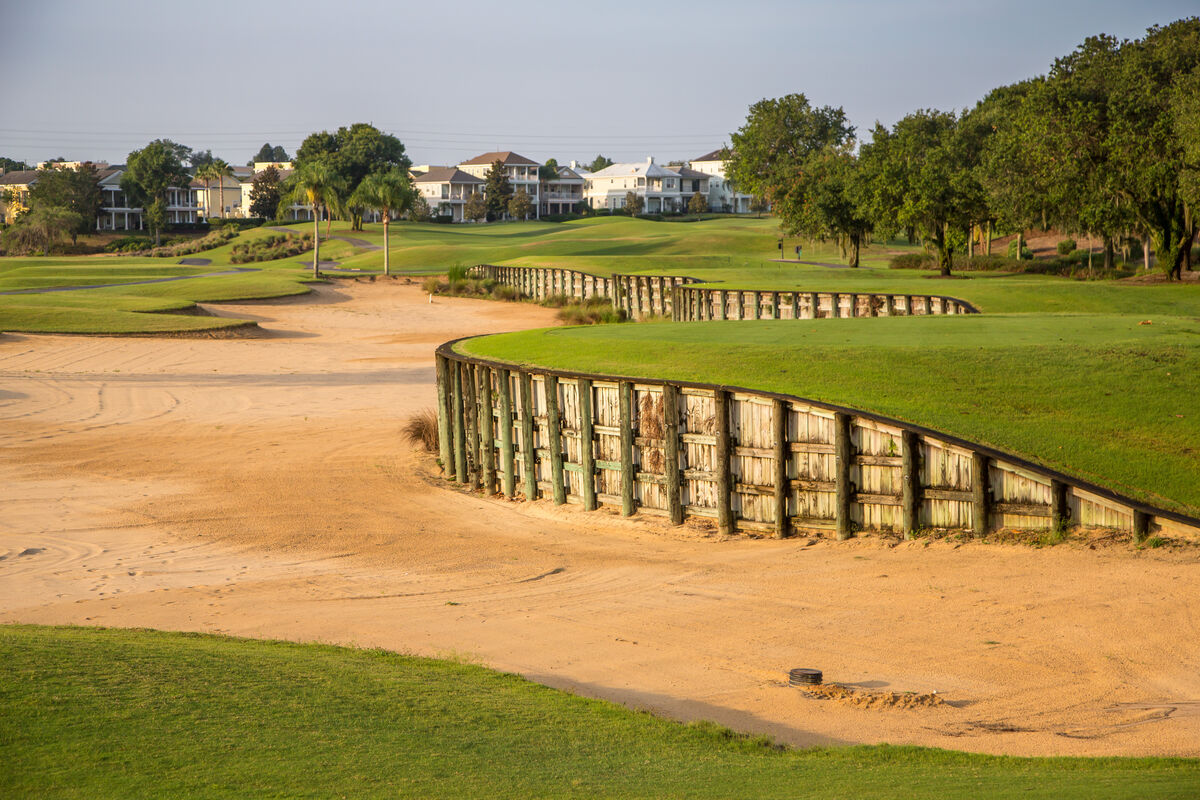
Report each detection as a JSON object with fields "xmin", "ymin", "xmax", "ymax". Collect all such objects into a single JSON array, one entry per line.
[{"xmin": 647, "ymin": 156, "xmax": 654, "ymax": 165}]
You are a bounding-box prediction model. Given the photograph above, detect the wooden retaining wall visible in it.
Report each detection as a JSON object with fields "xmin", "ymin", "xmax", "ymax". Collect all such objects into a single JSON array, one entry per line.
[
  {"xmin": 468, "ymin": 264, "xmax": 975, "ymax": 321},
  {"xmin": 435, "ymin": 343, "xmax": 1199, "ymax": 542},
  {"xmin": 469, "ymin": 265, "xmax": 697, "ymax": 319},
  {"xmin": 669, "ymin": 286, "xmax": 977, "ymax": 320}
]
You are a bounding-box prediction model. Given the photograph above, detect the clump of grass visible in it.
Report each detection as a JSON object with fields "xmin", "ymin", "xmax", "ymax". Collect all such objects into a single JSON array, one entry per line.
[
  {"xmin": 422, "ymin": 276, "xmax": 440, "ymax": 294},
  {"xmin": 403, "ymin": 408, "xmax": 439, "ymax": 452},
  {"xmin": 557, "ymin": 297, "xmax": 628, "ymax": 325},
  {"xmin": 540, "ymin": 293, "xmax": 575, "ymax": 308}
]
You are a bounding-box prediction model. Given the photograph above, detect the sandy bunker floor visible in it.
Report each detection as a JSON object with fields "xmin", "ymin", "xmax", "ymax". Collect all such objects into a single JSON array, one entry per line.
[{"xmin": 2, "ymin": 280, "xmax": 1199, "ymax": 758}]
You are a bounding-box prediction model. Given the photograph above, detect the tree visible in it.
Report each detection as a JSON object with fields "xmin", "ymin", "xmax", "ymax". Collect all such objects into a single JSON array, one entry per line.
[
  {"xmin": 625, "ymin": 191, "xmax": 644, "ymax": 216},
  {"xmin": 410, "ymin": 194, "xmax": 433, "ymax": 222},
  {"xmin": 248, "ymin": 165, "xmax": 283, "ymax": 219},
  {"xmin": 587, "ymin": 155, "xmax": 613, "ymax": 173},
  {"xmin": 190, "ymin": 149, "xmax": 215, "ymax": 169},
  {"xmin": 121, "ymin": 140, "xmax": 191, "ymax": 244},
  {"xmin": 727, "ymin": 94, "xmax": 855, "ymax": 201},
  {"xmin": 195, "ymin": 162, "xmax": 218, "ymax": 219},
  {"xmin": 211, "ymin": 158, "xmax": 234, "ymax": 218},
  {"xmin": 463, "ymin": 191, "xmax": 487, "ymax": 222},
  {"xmin": 483, "ymin": 160, "xmax": 512, "ymax": 220},
  {"xmin": 507, "ymin": 189, "xmax": 532, "ymax": 221},
  {"xmin": 859, "ymin": 110, "xmax": 985, "ymax": 276},
  {"xmin": 0, "ymin": 157, "xmax": 29, "ymax": 173},
  {"xmin": 251, "ymin": 142, "xmax": 290, "ymax": 165},
  {"xmin": 27, "ymin": 163, "xmax": 102, "ymax": 243},
  {"xmin": 778, "ymin": 146, "xmax": 872, "ymax": 267},
  {"xmin": 538, "ymin": 158, "xmax": 560, "ymax": 181},
  {"xmin": 295, "ymin": 123, "xmax": 410, "ymax": 230},
  {"xmin": 350, "ymin": 168, "xmax": 414, "ymax": 276},
  {"xmin": 687, "ymin": 191, "xmax": 708, "ymax": 214},
  {"xmin": 0, "ymin": 206, "xmax": 83, "ymax": 255},
  {"xmin": 283, "ymin": 158, "xmax": 346, "ymax": 277}
]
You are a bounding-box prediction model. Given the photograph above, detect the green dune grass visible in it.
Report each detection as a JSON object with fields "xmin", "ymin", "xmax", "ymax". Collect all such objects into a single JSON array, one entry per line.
[{"xmin": 3, "ymin": 625, "xmax": 1197, "ymax": 800}]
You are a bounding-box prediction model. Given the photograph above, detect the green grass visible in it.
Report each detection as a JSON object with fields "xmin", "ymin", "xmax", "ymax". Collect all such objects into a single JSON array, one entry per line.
[
  {"xmin": 461, "ymin": 314, "xmax": 1200, "ymax": 517},
  {"xmin": 3, "ymin": 625, "xmax": 1197, "ymax": 799}
]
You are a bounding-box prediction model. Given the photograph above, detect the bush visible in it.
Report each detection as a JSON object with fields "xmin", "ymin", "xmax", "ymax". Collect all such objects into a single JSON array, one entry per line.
[
  {"xmin": 422, "ymin": 276, "xmax": 440, "ymax": 294},
  {"xmin": 557, "ymin": 297, "xmax": 627, "ymax": 325},
  {"xmin": 539, "ymin": 294, "xmax": 574, "ymax": 308},
  {"xmin": 490, "ymin": 284, "xmax": 519, "ymax": 301},
  {"xmin": 105, "ymin": 236, "xmax": 153, "ymax": 253},
  {"xmin": 889, "ymin": 253, "xmax": 934, "ymax": 270},
  {"xmin": 1006, "ymin": 239, "xmax": 1033, "ymax": 260},
  {"xmin": 446, "ymin": 264, "xmax": 470, "ymax": 282},
  {"xmin": 1056, "ymin": 238, "xmax": 1077, "ymax": 255},
  {"xmin": 229, "ymin": 232, "xmax": 313, "ymax": 264},
  {"xmin": 403, "ymin": 409, "xmax": 439, "ymax": 452}
]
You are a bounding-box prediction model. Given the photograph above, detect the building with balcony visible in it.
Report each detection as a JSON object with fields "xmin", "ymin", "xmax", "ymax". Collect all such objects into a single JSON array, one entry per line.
[
  {"xmin": 582, "ymin": 157, "xmax": 684, "ymax": 213},
  {"xmin": 541, "ymin": 165, "xmax": 584, "ymax": 215},
  {"xmin": 96, "ymin": 167, "xmax": 201, "ymax": 230},
  {"xmin": 0, "ymin": 169, "xmax": 38, "ymax": 224},
  {"xmin": 688, "ymin": 148, "xmax": 754, "ymax": 213},
  {"xmin": 411, "ymin": 167, "xmax": 484, "ymax": 222},
  {"xmin": 457, "ymin": 151, "xmax": 542, "ymax": 219}
]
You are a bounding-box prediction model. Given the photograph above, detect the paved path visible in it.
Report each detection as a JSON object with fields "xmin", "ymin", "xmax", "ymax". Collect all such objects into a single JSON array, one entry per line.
[
  {"xmin": 177, "ymin": 258, "xmax": 212, "ymax": 266},
  {"xmin": 769, "ymin": 258, "xmax": 852, "ymax": 269},
  {"xmin": 0, "ymin": 267, "xmax": 260, "ymax": 296}
]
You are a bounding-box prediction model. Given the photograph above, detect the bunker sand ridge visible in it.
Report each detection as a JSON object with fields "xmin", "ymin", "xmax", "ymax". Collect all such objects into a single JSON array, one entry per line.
[{"xmin": 1, "ymin": 282, "xmax": 1199, "ymax": 758}]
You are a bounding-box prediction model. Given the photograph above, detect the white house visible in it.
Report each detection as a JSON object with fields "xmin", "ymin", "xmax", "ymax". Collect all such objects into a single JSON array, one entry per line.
[
  {"xmin": 541, "ymin": 165, "xmax": 584, "ymax": 215},
  {"xmin": 582, "ymin": 157, "xmax": 683, "ymax": 213},
  {"xmin": 411, "ymin": 166, "xmax": 484, "ymax": 222},
  {"xmin": 95, "ymin": 166, "xmax": 201, "ymax": 230},
  {"xmin": 688, "ymin": 148, "xmax": 754, "ymax": 213},
  {"xmin": 457, "ymin": 151, "xmax": 542, "ymax": 219}
]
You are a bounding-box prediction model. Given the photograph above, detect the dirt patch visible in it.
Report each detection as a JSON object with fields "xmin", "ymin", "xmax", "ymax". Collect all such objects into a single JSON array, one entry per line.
[{"xmin": 799, "ymin": 683, "xmax": 945, "ymax": 711}]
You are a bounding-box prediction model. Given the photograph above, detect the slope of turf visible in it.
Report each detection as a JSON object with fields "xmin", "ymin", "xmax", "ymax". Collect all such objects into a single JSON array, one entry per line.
[
  {"xmin": 2, "ymin": 625, "xmax": 1197, "ymax": 799},
  {"xmin": 460, "ymin": 314, "xmax": 1200, "ymax": 517}
]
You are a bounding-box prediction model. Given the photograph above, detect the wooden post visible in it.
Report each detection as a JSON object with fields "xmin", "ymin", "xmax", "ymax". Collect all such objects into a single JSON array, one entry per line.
[
  {"xmin": 715, "ymin": 389, "xmax": 734, "ymax": 535},
  {"xmin": 834, "ymin": 411, "xmax": 853, "ymax": 540},
  {"xmin": 545, "ymin": 374, "xmax": 565, "ymax": 505},
  {"xmin": 903, "ymin": 295, "xmax": 914, "ymax": 316},
  {"xmin": 751, "ymin": 292, "xmax": 761, "ymax": 320},
  {"xmin": 848, "ymin": 293, "xmax": 858, "ymax": 318},
  {"xmin": 663, "ymin": 383, "xmax": 683, "ymax": 525},
  {"xmin": 466, "ymin": 363, "xmax": 480, "ymax": 488},
  {"xmin": 619, "ymin": 381, "xmax": 635, "ymax": 517},
  {"xmin": 809, "ymin": 292, "xmax": 820, "ymax": 319},
  {"xmin": 771, "ymin": 291, "xmax": 780, "ymax": 320},
  {"xmin": 1050, "ymin": 478, "xmax": 1068, "ymax": 534},
  {"xmin": 435, "ymin": 354, "xmax": 453, "ymax": 479},
  {"xmin": 452, "ymin": 359, "xmax": 467, "ymax": 484},
  {"xmin": 737, "ymin": 292, "xmax": 745, "ymax": 320},
  {"xmin": 671, "ymin": 286, "xmax": 681, "ymax": 321},
  {"xmin": 830, "ymin": 292, "xmax": 840, "ymax": 319},
  {"xmin": 480, "ymin": 366, "xmax": 495, "ymax": 494},
  {"xmin": 972, "ymin": 452, "xmax": 991, "ymax": 536},
  {"xmin": 901, "ymin": 430, "xmax": 920, "ymax": 538},
  {"xmin": 1132, "ymin": 509, "xmax": 1151, "ymax": 544},
  {"xmin": 578, "ymin": 378, "xmax": 596, "ymax": 511},
  {"xmin": 718, "ymin": 290, "xmax": 727, "ymax": 321},
  {"xmin": 772, "ymin": 398, "xmax": 789, "ymax": 538},
  {"xmin": 519, "ymin": 371, "xmax": 538, "ymax": 500},
  {"xmin": 498, "ymin": 368, "xmax": 515, "ymax": 498},
  {"xmin": 790, "ymin": 292, "xmax": 799, "ymax": 319}
]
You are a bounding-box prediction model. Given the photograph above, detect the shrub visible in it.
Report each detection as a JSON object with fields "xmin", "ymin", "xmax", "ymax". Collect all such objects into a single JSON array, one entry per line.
[
  {"xmin": 446, "ymin": 264, "xmax": 470, "ymax": 282},
  {"xmin": 889, "ymin": 253, "xmax": 934, "ymax": 270},
  {"xmin": 540, "ymin": 293, "xmax": 574, "ymax": 308},
  {"xmin": 229, "ymin": 232, "xmax": 313, "ymax": 264},
  {"xmin": 1006, "ymin": 239, "xmax": 1033, "ymax": 260},
  {"xmin": 556, "ymin": 297, "xmax": 627, "ymax": 325},
  {"xmin": 490, "ymin": 284, "xmax": 519, "ymax": 301},
  {"xmin": 421, "ymin": 276, "xmax": 440, "ymax": 294},
  {"xmin": 403, "ymin": 409, "xmax": 439, "ymax": 452},
  {"xmin": 1056, "ymin": 238, "xmax": 1077, "ymax": 255}
]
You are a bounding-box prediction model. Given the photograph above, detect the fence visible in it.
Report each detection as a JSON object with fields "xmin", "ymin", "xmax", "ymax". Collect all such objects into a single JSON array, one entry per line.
[
  {"xmin": 468, "ymin": 265, "xmax": 976, "ymax": 320},
  {"xmin": 435, "ymin": 342, "xmax": 1200, "ymax": 542}
]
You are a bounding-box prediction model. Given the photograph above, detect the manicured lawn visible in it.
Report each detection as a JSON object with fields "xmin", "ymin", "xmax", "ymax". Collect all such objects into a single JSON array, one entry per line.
[
  {"xmin": 461, "ymin": 314, "xmax": 1200, "ymax": 517},
  {"xmin": 2, "ymin": 625, "xmax": 1196, "ymax": 799}
]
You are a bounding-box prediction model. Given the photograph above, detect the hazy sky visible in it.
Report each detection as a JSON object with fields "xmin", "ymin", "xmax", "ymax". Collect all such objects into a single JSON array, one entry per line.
[{"xmin": 2, "ymin": 0, "xmax": 1195, "ymax": 167}]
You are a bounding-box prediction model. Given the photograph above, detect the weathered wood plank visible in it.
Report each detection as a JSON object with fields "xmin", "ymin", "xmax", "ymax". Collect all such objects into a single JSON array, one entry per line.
[
  {"xmin": 519, "ymin": 371, "xmax": 537, "ymax": 500},
  {"xmin": 715, "ymin": 389, "xmax": 734, "ymax": 535},
  {"xmin": 834, "ymin": 412, "xmax": 853, "ymax": 540},
  {"xmin": 620, "ymin": 380, "xmax": 635, "ymax": 516},
  {"xmin": 663, "ymin": 383, "xmax": 684, "ymax": 525},
  {"xmin": 545, "ymin": 374, "xmax": 565, "ymax": 505},
  {"xmin": 578, "ymin": 377, "xmax": 596, "ymax": 511}
]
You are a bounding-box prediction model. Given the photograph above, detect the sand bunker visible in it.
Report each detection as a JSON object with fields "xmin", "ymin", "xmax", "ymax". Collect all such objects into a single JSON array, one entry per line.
[{"xmin": 2, "ymin": 280, "xmax": 1199, "ymax": 759}]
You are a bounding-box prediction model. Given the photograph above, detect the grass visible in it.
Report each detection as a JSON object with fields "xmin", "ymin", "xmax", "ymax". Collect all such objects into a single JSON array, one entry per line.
[
  {"xmin": 3, "ymin": 625, "xmax": 1198, "ymax": 799},
  {"xmin": 460, "ymin": 314, "xmax": 1200, "ymax": 517}
]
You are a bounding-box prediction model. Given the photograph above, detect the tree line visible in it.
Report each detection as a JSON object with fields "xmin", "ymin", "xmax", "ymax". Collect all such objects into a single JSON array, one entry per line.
[{"xmin": 727, "ymin": 18, "xmax": 1200, "ymax": 279}]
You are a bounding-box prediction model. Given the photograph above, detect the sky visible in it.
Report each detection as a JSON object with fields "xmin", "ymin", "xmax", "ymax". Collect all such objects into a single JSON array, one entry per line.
[{"xmin": 2, "ymin": 0, "xmax": 1196, "ymax": 169}]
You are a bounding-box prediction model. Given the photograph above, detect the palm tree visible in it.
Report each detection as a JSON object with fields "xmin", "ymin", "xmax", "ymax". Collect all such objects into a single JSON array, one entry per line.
[
  {"xmin": 211, "ymin": 158, "xmax": 234, "ymax": 218},
  {"xmin": 195, "ymin": 163, "xmax": 220, "ymax": 220},
  {"xmin": 284, "ymin": 159, "xmax": 346, "ymax": 278},
  {"xmin": 350, "ymin": 169, "xmax": 414, "ymax": 276}
]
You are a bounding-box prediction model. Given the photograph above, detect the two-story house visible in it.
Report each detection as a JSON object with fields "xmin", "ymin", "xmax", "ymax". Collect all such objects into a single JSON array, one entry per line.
[
  {"xmin": 688, "ymin": 148, "xmax": 754, "ymax": 213},
  {"xmin": 582, "ymin": 157, "xmax": 684, "ymax": 213},
  {"xmin": 96, "ymin": 167, "xmax": 201, "ymax": 230},
  {"xmin": 411, "ymin": 166, "xmax": 485, "ymax": 222},
  {"xmin": 541, "ymin": 165, "xmax": 585, "ymax": 215},
  {"xmin": 0, "ymin": 169, "xmax": 38, "ymax": 224},
  {"xmin": 457, "ymin": 151, "xmax": 542, "ymax": 219}
]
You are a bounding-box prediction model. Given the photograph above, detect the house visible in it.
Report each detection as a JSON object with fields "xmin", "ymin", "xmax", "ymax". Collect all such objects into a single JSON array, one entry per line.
[
  {"xmin": 582, "ymin": 157, "xmax": 683, "ymax": 213},
  {"xmin": 411, "ymin": 166, "xmax": 484, "ymax": 222},
  {"xmin": 0, "ymin": 169, "xmax": 38, "ymax": 224},
  {"xmin": 238, "ymin": 164, "xmax": 312, "ymax": 221},
  {"xmin": 673, "ymin": 164, "xmax": 711, "ymax": 209},
  {"xmin": 540, "ymin": 165, "xmax": 584, "ymax": 215},
  {"xmin": 457, "ymin": 151, "xmax": 542, "ymax": 219},
  {"xmin": 96, "ymin": 166, "xmax": 201, "ymax": 230},
  {"xmin": 195, "ymin": 165, "xmax": 255, "ymax": 219},
  {"xmin": 688, "ymin": 148, "xmax": 754, "ymax": 213}
]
